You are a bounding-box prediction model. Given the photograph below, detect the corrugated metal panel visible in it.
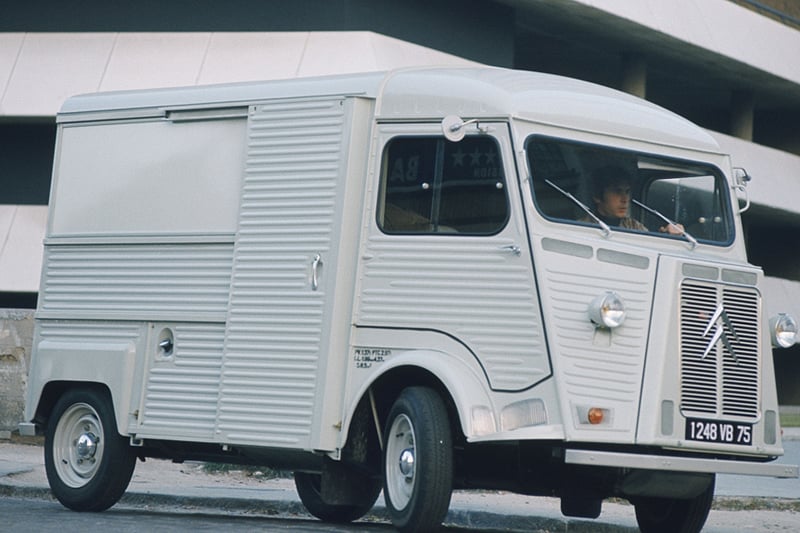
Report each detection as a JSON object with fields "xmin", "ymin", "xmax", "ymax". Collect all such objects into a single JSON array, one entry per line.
[
  {"xmin": 139, "ymin": 323, "xmax": 225, "ymax": 439},
  {"xmin": 39, "ymin": 243, "xmax": 234, "ymax": 321},
  {"xmin": 218, "ymin": 98, "xmax": 347, "ymax": 447},
  {"xmin": 541, "ymin": 259, "xmax": 652, "ymax": 403},
  {"xmin": 721, "ymin": 286, "xmax": 760, "ymax": 417},
  {"xmin": 680, "ymin": 280, "xmax": 761, "ymax": 420},
  {"xmin": 358, "ymin": 235, "xmax": 548, "ymax": 391},
  {"xmin": 37, "ymin": 320, "xmax": 141, "ymax": 343},
  {"xmin": 356, "ymin": 123, "xmax": 548, "ymax": 392}
]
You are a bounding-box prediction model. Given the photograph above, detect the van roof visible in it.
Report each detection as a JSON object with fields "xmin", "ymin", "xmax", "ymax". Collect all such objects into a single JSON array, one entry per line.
[{"xmin": 58, "ymin": 66, "xmax": 720, "ymax": 153}]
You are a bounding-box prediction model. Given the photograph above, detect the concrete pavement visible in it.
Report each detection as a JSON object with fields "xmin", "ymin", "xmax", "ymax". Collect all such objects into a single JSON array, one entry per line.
[{"xmin": 1, "ymin": 431, "xmax": 799, "ymax": 532}]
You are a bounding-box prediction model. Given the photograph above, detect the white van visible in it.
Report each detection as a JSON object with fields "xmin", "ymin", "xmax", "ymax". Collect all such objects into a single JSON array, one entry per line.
[{"xmin": 22, "ymin": 66, "xmax": 798, "ymax": 532}]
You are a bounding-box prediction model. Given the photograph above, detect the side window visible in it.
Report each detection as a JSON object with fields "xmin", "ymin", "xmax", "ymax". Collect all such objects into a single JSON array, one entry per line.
[{"xmin": 378, "ymin": 136, "xmax": 509, "ymax": 235}]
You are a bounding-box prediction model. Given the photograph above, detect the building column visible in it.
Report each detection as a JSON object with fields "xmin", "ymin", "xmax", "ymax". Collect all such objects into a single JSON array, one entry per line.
[
  {"xmin": 620, "ymin": 54, "xmax": 647, "ymax": 99},
  {"xmin": 730, "ymin": 90, "xmax": 755, "ymax": 141}
]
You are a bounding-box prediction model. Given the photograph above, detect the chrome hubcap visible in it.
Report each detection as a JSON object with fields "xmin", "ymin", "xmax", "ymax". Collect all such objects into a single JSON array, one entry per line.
[
  {"xmin": 75, "ymin": 431, "xmax": 98, "ymax": 462},
  {"xmin": 399, "ymin": 448, "xmax": 415, "ymax": 478}
]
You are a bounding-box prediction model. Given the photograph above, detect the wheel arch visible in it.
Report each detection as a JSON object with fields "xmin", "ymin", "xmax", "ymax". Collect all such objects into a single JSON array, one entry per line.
[
  {"xmin": 25, "ymin": 338, "xmax": 138, "ymax": 437},
  {"xmin": 342, "ymin": 350, "xmax": 496, "ymax": 457},
  {"xmin": 370, "ymin": 365, "xmax": 461, "ymax": 441},
  {"xmin": 31, "ymin": 381, "xmax": 125, "ymax": 437}
]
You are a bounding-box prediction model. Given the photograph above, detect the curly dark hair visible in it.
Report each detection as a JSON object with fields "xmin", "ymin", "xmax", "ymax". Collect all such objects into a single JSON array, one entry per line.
[{"xmin": 591, "ymin": 165, "xmax": 634, "ymax": 199}]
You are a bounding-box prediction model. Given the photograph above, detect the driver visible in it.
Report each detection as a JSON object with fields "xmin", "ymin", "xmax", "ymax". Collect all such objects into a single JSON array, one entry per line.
[{"xmin": 585, "ymin": 165, "xmax": 684, "ymax": 235}]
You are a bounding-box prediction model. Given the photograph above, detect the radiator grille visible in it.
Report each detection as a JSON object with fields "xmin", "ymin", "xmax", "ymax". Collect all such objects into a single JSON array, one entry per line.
[{"xmin": 680, "ymin": 279, "xmax": 760, "ymax": 419}]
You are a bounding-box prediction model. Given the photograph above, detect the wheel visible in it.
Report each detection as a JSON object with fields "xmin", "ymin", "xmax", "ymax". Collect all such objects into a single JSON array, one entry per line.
[
  {"xmin": 634, "ymin": 476, "xmax": 715, "ymax": 533},
  {"xmin": 44, "ymin": 388, "xmax": 136, "ymax": 511},
  {"xmin": 383, "ymin": 386, "xmax": 453, "ymax": 532},
  {"xmin": 294, "ymin": 470, "xmax": 381, "ymax": 523}
]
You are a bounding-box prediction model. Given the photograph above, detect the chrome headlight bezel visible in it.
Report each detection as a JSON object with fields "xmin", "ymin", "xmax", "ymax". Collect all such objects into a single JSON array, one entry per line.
[
  {"xmin": 770, "ymin": 313, "xmax": 798, "ymax": 348},
  {"xmin": 588, "ymin": 291, "xmax": 626, "ymax": 329}
]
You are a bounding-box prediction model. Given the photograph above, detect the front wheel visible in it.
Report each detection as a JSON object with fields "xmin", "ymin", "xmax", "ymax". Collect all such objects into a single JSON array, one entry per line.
[
  {"xmin": 383, "ymin": 386, "xmax": 453, "ymax": 532},
  {"xmin": 44, "ymin": 388, "xmax": 136, "ymax": 511},
  {"xmin": 634, "ymin": 476, "xmax": 715, "ymax": 533}
]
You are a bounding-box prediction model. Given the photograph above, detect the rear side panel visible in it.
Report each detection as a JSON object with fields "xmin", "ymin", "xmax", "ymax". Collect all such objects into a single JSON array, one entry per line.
[
  {"xmin": 29, "ymin": 116, "xmax": 246, "ymax": 434},
  {"xmin": 30, "ymin": 95, "xmax": 371, "ymax": 454}
]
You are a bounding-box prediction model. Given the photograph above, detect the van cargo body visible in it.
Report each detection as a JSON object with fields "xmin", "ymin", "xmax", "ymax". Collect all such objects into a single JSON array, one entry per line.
[{"xmin": 23, "ymin": 67, "xmax": 798, "ymax": 532}]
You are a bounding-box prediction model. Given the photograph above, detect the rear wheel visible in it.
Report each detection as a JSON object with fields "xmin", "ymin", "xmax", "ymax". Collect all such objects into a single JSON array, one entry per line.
[
  {"xmin": 44, "ymin": 388, "xmax": 136, "ymax": 511},
  {"xmin": 634, "ymin": 476, "xmax": 715, "ymax": 533},
  {"xmin": 383, "ymin": 386, "xmax": 453, "ymax": 532},
  {"xmin": 294, "ymin": 470, "xmax": 381, "ymax": 523}
]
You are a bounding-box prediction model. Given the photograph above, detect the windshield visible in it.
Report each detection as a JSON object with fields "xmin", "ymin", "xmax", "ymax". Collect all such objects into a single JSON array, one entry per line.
[{"xmin": 526, "ymin": 136, "xmax": 734, "ymax": 245}]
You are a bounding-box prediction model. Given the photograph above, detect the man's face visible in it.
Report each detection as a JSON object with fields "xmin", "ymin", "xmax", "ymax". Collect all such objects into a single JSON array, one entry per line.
[{"xmin": 595, "ymin": 183, "xmax": 631, "ymax": 218}]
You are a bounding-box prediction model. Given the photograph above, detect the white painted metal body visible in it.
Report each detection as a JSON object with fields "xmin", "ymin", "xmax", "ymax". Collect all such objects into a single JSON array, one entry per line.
[{"xmin": 24, "ymin": 67, "xmax": 797, "ymax": 486}]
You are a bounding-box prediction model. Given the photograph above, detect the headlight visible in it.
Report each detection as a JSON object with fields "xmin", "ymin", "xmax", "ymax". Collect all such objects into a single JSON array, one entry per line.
[
  {"xmin": 588, "ymin": 291, "xmax": 626, "ymax": 329},
  {"xmin": 770, "ymin": 313, "xmax": 798, "ymax": 348}
]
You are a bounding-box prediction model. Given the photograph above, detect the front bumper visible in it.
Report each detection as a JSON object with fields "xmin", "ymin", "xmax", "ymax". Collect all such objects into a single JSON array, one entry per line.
[{"xmin": 565, "ymin": 449, "xmax": 798, "ymax": 478}]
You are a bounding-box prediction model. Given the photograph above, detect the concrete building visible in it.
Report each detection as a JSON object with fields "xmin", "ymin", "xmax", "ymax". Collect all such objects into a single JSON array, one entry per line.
[{"xmin": 1, "ymin": 0, "xmax": 799, "ymax": 402}]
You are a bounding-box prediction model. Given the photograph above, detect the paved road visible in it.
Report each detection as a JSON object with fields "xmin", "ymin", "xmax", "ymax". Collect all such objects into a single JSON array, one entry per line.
[
  {"xmin": 1, "ymin": 490, "xmax": 799, "ymax": 533},
  {"xmin": 716, "ymin": 439, "xmax": 800, "ymax": 498},
  {"xmin": 0, "ymin": 496, "xmax": 401, "ymax": 533},
  {"xmin": 1, "ymin": 437, "xmax": 798, "ymax": 532}
]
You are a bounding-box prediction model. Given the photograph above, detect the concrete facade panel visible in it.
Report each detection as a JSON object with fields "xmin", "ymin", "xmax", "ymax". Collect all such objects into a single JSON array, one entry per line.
[
  {"xmin": 763, "ymin": 277, "xmax": 800, "ymax": 321},
  {"xmin": 0, "ymin": 33, "xmax": 24, "ymax": 114},
  {"xmin": 197, "ymin": 32, "xmax": 309, "ymax": 84},
  {"xmin": 0, "ymin": 32, "xmax": 477, "ymax": 115},
  {"xmin": 99, "ymin": 33, "xmax": 211, "ymax": 91},
  {"xmin": 296, "ymin": 31, "xmax": 379, "ymax": 76},
  {"xmin": 576, "ymin": 0, "xmax": 800, "ymax": 84},
  {"xmin": 2, "ymin": 33, "xmax": 114, "ymax": 116},
  {"xmin": 0, "ymin": 206, "xmax": 47, "ymax": 293},
  {"xmin": 710, "ymin": 130, "xmax": 800, "ymax": 216}
]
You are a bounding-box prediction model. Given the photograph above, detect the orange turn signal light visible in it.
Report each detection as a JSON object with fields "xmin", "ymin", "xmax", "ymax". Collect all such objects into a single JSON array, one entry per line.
[{"xmin": 587, "ymin": 407, "xmax": 604, "ymax": 425}]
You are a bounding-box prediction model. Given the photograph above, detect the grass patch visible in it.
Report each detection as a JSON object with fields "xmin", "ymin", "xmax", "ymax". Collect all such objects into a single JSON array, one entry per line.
[
  {"xmin": 201, "ymin": 463, "xmax": 290, "ymax": 479},
  {"xmin": 780, "ymin": 413, "xmax": 800, "ymax": 428},
  {"xmin": 714, "ymin": 497, "xmax": 800, "ymax": 512}
]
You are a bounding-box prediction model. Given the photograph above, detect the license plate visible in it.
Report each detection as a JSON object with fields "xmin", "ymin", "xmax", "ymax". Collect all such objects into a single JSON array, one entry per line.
[{"xmin": 685, "ymin": 418, "xmax": 752, "ymax": 445}]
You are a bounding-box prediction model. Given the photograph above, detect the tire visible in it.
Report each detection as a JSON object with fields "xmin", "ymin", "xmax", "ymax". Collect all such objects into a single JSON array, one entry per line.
[
  {"xmin": 44, "ymin": 388, "xmax": 136, "ymax": 512},
  {"xmin": 294, "ymin": 470, "xmax": 381, "ymax": 523},
  {"xmin": 383, "ymin": 387, "xmax": 453, "ymax": 533},
  {"xmin": 634, "ymin": 476, "xmax": 715, "ymax": 533}
]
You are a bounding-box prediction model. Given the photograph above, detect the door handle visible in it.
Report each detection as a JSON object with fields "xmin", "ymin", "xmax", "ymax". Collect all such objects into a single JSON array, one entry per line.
[
  {"xmin": 500, "ymin": 244, "xmax": 521, "ymax": 256},
  {"xmin": 311, "ymin": 254, "xmax": 323, "ymax": 291}
]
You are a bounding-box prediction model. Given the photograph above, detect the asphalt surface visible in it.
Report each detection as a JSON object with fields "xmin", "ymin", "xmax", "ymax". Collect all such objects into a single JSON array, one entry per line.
[{"xmin": 1, "ymin": 431, "xmax": 799, "ymax": 532}]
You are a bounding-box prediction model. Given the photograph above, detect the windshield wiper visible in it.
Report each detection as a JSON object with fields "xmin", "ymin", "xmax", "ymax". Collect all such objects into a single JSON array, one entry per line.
[
  {"xmin": 632, "ymin": 199, "xmax": 698, "ymax": 249},
  {"xmin": 544, "ymin": 179, "xmax": 611, "ymax": 237}
]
